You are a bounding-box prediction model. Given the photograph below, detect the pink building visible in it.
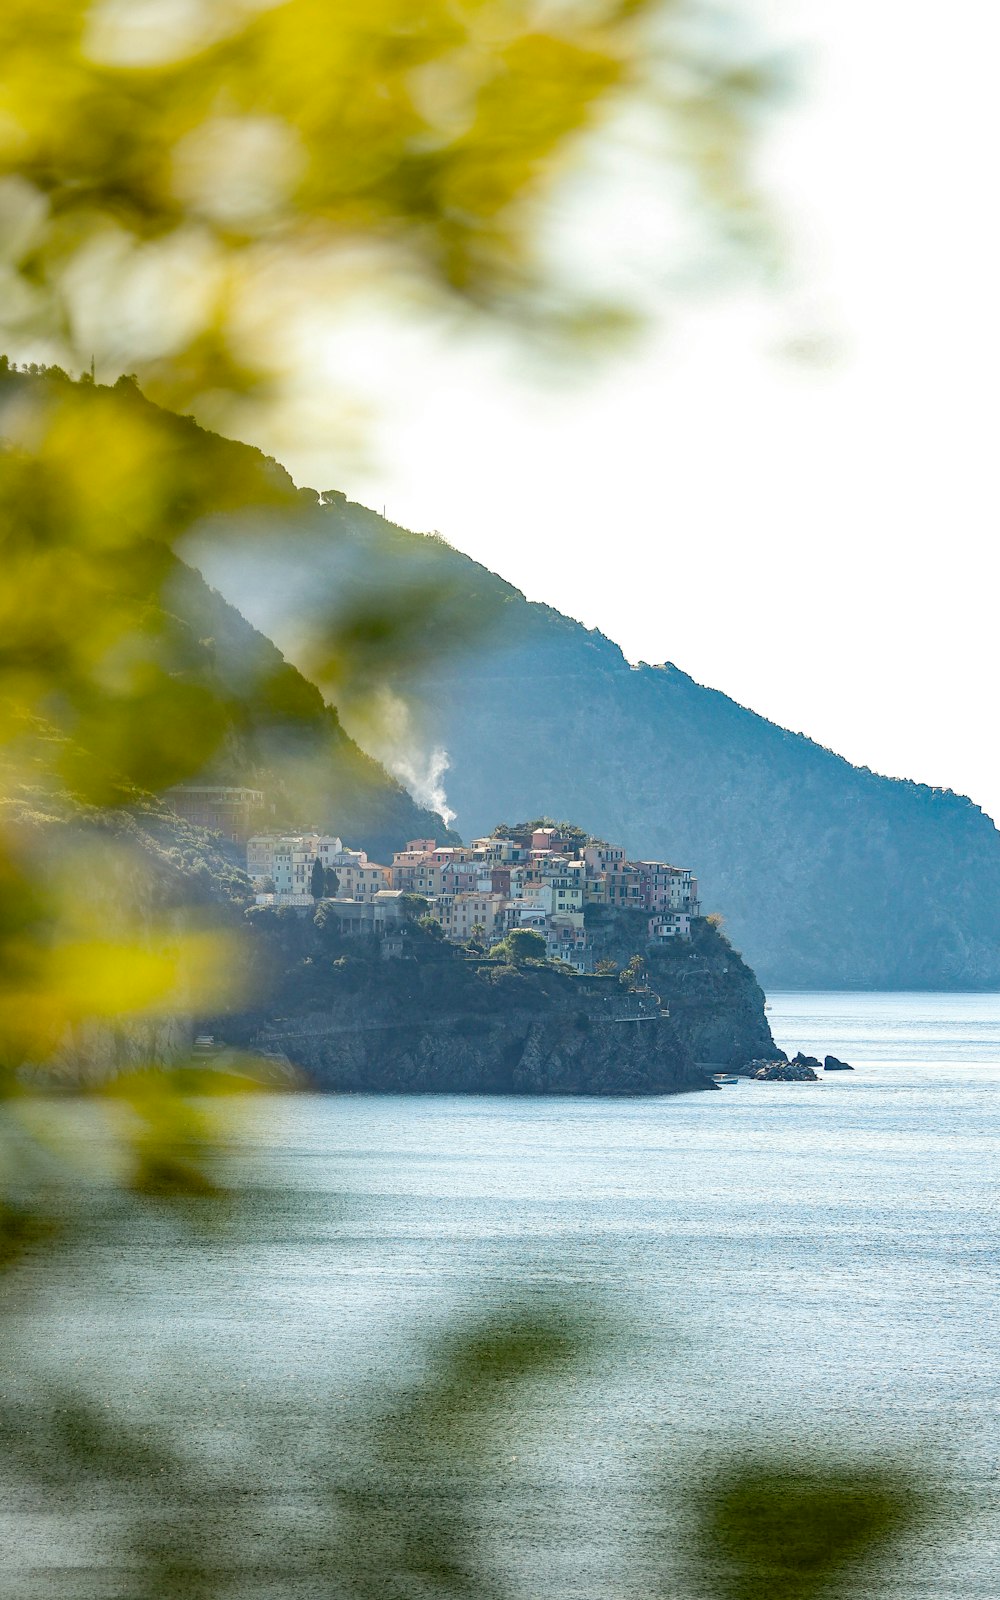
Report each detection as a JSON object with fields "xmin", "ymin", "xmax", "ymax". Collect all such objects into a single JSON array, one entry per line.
[
  {"xmin": 638, "ymin": 863, "xmax": 700, "ymax": 915},
  {"xmin": 442, "ymin": 861, "xmax": 483, "ymax": 894},
  {"xmin": 604, "ymin": 865, "xmax": 643, "ymax": 907},
  {"xmin": 583, "ymin": 842, "xmax": 626, "ymax": 877}
]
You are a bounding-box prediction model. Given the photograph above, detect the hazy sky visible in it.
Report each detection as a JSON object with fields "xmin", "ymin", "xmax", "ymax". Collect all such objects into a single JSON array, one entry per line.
[{"xmin": 274, "ymin": 1, "xmax": 999, "ymax": 824}]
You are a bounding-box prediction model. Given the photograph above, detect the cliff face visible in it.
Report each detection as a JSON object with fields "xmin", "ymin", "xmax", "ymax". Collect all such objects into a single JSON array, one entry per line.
[
  {"xmin": 257, "ymin": 1006, "xmax": 708, "ymax": 1096},
  {"xmin": 228, "ymin": 914, "xmax": 718, "ymax": 1096},
  {"xmin": 584, "ymin": 911, "xmax": 778, "ymax": 1068},
  {"xmin": 647, "ymin": 929, "xmax": 777, "ymax": 1069}
]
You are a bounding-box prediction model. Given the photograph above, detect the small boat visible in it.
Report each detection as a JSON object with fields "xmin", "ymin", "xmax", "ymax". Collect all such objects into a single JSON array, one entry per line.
[{"xmin": 712, "ymin": 1073, "xmax": 740, "ymax": 1085}]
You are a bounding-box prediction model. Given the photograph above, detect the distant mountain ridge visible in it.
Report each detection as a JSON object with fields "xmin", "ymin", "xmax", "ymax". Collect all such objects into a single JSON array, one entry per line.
[
  {"xmin": 8, "ymin": 367, "xmax": 996, "ymax": 989},
  {"xmin": 196, "ymin": 488, "xmax": 1000, "ymax": 991},
  {"xmin": 412, "ymin": 641, "xmax": 1000, "ymax": 989}
]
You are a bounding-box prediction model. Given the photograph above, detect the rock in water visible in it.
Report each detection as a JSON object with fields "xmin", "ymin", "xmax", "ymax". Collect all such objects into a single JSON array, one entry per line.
[
  {"xmin": 824, "ymin": 1054, "xmax": 854, "ymax": 1071},
  {"xmin": 751, "ymin": 1060, "xmax": 818, "ymax": 1082},
  {"xmin": 790, "ymin": 1050, "xmax": 823, "ymax": 1071}
]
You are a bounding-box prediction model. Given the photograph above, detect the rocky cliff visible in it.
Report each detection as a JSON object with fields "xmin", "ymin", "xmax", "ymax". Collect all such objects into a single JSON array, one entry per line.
[
  {"xmin": 585, "ymin": 911, "xmax": 778, "ymax": 1068},
  {"xmin": 255, "ymin": 1000, "xmax": 708, "ymax": 1097},
  {"xmin": 214, "ymin": 908, "xmax": 777, "ymax": 1094}
]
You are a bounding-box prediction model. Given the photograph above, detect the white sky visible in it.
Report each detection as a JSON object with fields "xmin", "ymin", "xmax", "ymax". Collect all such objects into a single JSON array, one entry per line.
[{"xmin": 271, "ymin": 0, "xmax": 999, "ymax": 823}]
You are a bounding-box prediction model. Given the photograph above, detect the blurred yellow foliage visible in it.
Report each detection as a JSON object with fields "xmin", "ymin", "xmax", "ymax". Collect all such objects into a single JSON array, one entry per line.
[
  {"xmin": 0, "ymin": 0, "xmax": 775, "ymax": 1222},
  {"xmin": 686, "ymin": 1459, "xmax": 924, "ymax": 1600},
  {"xmin": 104, "ymin": 1059, "xmax": 267, "ymax": 1194},
  {"xmin": 0, "ymin": 18, "xmax": 939, "ymax": 1598},
  {"xmin": 0, "ymin": 928, "xmax": 240, "ymax": 1048},
  {"xmin": 0, "ymin": 0, "xmax": 773, "ymax": 414}
]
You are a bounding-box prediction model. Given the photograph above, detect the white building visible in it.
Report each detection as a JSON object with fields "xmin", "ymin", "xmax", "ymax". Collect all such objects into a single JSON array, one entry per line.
[
  {"xmin": 337, "ymin": 862, "xmax": 391, "ymax": 903},
  {"xmin": 648, "ymin": 911, "xmax": 692, "ymax": 941},
  {"xmin": 247, "ymin": 833, "xmax": 344, "ymax": 887}
]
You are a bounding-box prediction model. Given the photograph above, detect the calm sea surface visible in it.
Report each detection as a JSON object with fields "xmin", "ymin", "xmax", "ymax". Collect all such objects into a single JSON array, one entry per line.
[{"xmin": 3, "ymin": 992, "xmax": 999, "ymax": 1597}]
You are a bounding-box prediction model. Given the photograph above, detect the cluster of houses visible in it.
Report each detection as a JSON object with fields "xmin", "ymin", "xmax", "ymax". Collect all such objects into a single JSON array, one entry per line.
[{"xmin": 247, "ymin": 825, "xmax": 701, "ymax": 973}]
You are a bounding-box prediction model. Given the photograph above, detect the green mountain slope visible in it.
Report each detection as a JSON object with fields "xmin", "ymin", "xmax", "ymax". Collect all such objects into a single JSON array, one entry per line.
[
  {"xmin": 160, "ymin": 559, "xmax": 458, "ymax": 860},
  {"xmin": 0, "ymin": 366, "xmax": 454, "ymax": 862}
]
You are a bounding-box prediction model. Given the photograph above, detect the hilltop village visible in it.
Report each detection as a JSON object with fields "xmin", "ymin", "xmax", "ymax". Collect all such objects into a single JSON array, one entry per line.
[
  {"xmin": 161, "ymin": 793, "xmax": 782, "ymax": 1084},
  {"xmin": 244, "ymin": 823, "xmax": 701, "ymax": 974}
]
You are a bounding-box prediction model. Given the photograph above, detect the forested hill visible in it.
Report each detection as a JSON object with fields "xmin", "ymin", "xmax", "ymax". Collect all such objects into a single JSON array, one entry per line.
[
  {"xmin": 0, "ymin": 365, "xmax": 453, "ymax": 861},
  {"xmin": 8, "ymin": 366, "xmax": 998, "ymax": 988},
  {"xmin": 162, "ymin": 559, "xmax": 459, "ymax": 861},
  {"xmin": 195, "ymin": 481, "xmax": 1000, "ymax": 991}
]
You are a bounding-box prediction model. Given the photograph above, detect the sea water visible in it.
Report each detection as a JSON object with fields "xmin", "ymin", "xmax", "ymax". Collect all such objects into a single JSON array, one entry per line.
[{"xmin": 2, "ymin": 994, "xmax": 998, "ymax": 1597}]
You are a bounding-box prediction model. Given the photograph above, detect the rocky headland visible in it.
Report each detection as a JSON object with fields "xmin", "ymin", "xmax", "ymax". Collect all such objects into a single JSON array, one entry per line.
[
  {"xmin": 215, "ymin": 909, "xmax": 783, "ymax": 1096},
  {"xmin": 8, "ymin": 790, "xmax": 850, "ymax": 1099}
]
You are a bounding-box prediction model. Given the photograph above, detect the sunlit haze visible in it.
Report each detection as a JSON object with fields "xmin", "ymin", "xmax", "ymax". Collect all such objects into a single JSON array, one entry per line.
[{"xmin": 270, "ymin": 1, "xmax": 999, "ymax": 825}]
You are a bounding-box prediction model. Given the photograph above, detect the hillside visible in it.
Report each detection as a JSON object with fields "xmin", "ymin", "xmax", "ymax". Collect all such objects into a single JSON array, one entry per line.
[
  {"xmin": 397, "ymin": 637, "xmax": 1000, "ymax": 989},
  {"xmin": 160, "ymin": 559, "xmax": 458, "ymax": 861},
  {"xmin": 7, "ymin": 366, "xmax": 997, "ymax": 989},
  {"xmin": 0, "ymin": 365, "xmax": 453, "ymax": 862},
  {"xmin": 196, "ymin": 492, "xmax": 1000, "ymax": 991}
]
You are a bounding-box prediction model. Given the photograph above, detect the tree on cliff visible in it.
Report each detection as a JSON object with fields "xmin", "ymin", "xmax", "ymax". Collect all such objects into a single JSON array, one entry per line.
[
  {"xmin": 619, "ymin": 954, "xmax": 646, "ymax": 991},
  {"xmin": 497, "ymin": 929, "xmax": 548, "ymax": 965},
  {"xmin": 493, "ymin": 818, "xmax": 591, "ymax": 850}
]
